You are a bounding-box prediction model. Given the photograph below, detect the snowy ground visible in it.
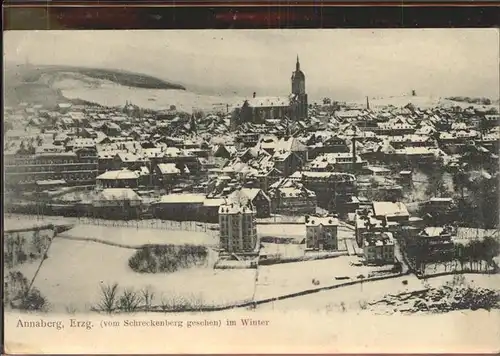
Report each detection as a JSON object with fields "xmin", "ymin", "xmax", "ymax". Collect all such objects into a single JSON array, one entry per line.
[
  {"xmin": 257, "ymin": 223, "xmax": 354, "ymax": 241},
  {"xmin": 260, "ymin": 242, "xmax": 306, "ymax": 258},
  {"xmin": 257, "ymin": 273, "xmax": 500, "ymax": 313},
  {"xmin": 12, "ymin": 227, "xmax": 393, "ymax": 313},
  {"xmin": 61, "ymin": 84, "xmax": 244, "ymax": 113},
  {"xmin": 348, "ymin": 95, "xmax": 498, "ymax": 111},
  {"xmin": 58, "ymin": 224, "xmax": 218, "ymax": 247},
  {"xmin": 254, "ymin": 256, "xmax": 396, "ymax": 301},
  {"xmin": 9, "ymin": 215, "xmax": 496, "ymax": 317},
  {"xmin": 16, "ymin": 238, "xmax": 256, "ymax": 313},
  {"xmin": 4, "ymin": 217, "xmax": 70, "ymax": 231}
]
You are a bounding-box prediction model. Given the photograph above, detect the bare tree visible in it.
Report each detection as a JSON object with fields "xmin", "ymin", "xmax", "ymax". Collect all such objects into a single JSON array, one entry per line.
[{"xmin": 96, "ymin": 283, "xmax": 119, "ymax": 314}]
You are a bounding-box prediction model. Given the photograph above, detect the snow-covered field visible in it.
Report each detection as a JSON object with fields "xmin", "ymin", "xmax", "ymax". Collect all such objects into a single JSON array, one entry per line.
[
  {"xmin": 4, "ymin": 217, "xmax": 70, "ymax": 231},
  {"xmin": 58, "ymin": 224, "xmax": 218, "ymax": 247},
  {"xmin": 349, "ymin": 95, "xmax": 498, "ymax": 110},
  {"xmin": 257, "ymin": 223, "xmax": 355, "ymax": 241},
  {"xmin": 12, "ymin": 225, "xmax": 392, "ymax": 313},
  {"xmin": 257, "ymin": 273, "xmax": 500, "ymax": 313},
  {"xmin": 16, "ymin": 238, "xmax": 256, "ymax": 313},
  {"xmin": 257, "ymin": 224, "xmax": 306, "ymax": 238},
  {"xmin": 8, "ymin": 215, "xmax": 498, "ymax": 318},
  {"xmin": 255, "ymin": 256, "xmax": 396, "ymax": 301},
  {"xmin": 61, "ymin": 82, "xmax": 244, "ymax": 113}
]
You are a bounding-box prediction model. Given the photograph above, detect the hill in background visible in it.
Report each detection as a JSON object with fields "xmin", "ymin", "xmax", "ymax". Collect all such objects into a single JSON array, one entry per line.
[{"xmin": 4, "ymin": 64, "xmax": 186, "ymax": 107}]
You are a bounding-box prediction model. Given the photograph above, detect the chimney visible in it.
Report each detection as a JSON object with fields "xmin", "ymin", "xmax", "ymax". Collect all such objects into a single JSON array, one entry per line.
[
  {"xmin": 253, "ymin": 92, "xmax": 256, "ymax": 98},
  {"xmin": 366, "ymin": 96, "xmax": 370, "ymax": 110},
  {"xmin": 352, "ymin": 137, "xmax": 357, "ymax": 161}
]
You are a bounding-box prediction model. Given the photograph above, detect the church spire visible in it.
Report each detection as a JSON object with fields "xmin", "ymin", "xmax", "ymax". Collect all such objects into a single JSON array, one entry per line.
[{"xmin": 296, "ymin": 55, "xmax": 300, "ymax": 71}]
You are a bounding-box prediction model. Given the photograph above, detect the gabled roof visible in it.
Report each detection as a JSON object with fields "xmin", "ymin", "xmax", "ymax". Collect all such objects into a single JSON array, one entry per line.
[
  {"xmin": 96, "ymin": 169, "xmax": 140, "ymax": 180},
  {"xmin": 115, "ymin": 152, "xmax": 147, "ymax": 162},
  {"xmin": 372, "ymin": 201, "xmax": 409, "ymax": 218},
  {"xmin": 157, "ymin": 163, "xmax": 181, "ymax": 175},
  {"xmin": 276, "ymin": 136, "xmax": 307, "ymax": 152},
  {"xmin": 96, "ymin": 188, "xmax": 141, "ymax": 201},
  {"xmin": 158, "ymin": 193, "xmax": 206, "ymax": 204},
  {"xmin": 245, "ymin": 96, "xmax": 289, "ymax": 108}
]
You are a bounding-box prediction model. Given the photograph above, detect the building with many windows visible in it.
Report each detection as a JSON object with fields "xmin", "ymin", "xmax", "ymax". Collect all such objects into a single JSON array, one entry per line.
[
  {"xmin": 305, "ymin": 215, "xmax": 339, "ymax": 250},
  {"xmin": 363, "ymin": 232, "xmax": 395, "ymax": 265},
  {"xmin": 218, "ymin": 201, "xmax": 258, "ymax": 253},
  {"xmin": 4, "ymin": 149, "xmax": 98, "ymax": 191},
  {"xmin": 289, "ymin": 171, "xmax": 357, "ymax": 212}
]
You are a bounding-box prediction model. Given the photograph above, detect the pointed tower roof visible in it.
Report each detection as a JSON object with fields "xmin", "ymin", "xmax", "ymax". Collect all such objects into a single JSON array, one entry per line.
[{"xmin": 292, "ymin": 54, "xmax": 305, "ymax": 81}]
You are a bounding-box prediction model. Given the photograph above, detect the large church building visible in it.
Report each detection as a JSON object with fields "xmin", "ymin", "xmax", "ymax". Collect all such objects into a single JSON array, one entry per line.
[{"xmin": 235, "ymin": 56, "xmax": 308, "ymax": 125}]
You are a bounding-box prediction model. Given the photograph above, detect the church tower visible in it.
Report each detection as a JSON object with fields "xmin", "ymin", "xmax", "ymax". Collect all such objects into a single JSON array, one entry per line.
[{"xmin": 291, "ymin": 55, "xmax": 308, "ymax": 120}]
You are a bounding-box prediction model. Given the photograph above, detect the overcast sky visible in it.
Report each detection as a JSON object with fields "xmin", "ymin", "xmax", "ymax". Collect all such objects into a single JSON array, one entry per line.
[{"xmin": 4, "ymin": 29, "xmax": 499, "ymax": 100}]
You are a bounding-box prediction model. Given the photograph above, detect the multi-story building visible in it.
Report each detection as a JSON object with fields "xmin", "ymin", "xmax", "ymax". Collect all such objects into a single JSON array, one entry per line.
[
  {"xmin": 355, "ymin": 201, "xmax": 409, "ymax": 247},
  {"xmin": 401, "ymin": 226, "xmax": 456, "ymax": 271},
  {"xmin": 306, "ymin": 134, "xmax": 350, "ymax": 160},
  {"xmin": 4, "ymin": 149, "xmax": 98, "ymax": 191},
  {"xmin": 272, "ymin": 150, "xmax": 304, "ymax": 177},
  {"xmin": 235, "ymin": 132, "xmax": 261, "ymax": 149},
  {"xmin": 228, "ymin": 188, "xmax": 272, "ymax": 218},
  {"xmin": 305, "ymin": 216, "xmax": 339, "ymax": 250},
  {"xmin": 376, "ymin": 117, "xmax": 416, "ymax": 136},
  {"xmin": 307, "ymin": 152, "xmax": 368, "ymax": 173},
  {"xmin": 372, "ymin": 201, "xmax": 410, "ymax": 223},
  {"xmin": 218, "ymin": 202, "xmax": 258, "ymax": 253},
  {"xmin": 414, "ymin": 226, "xmax": 455, "ymax": 260},
  {"xmin": 363, "ymin": 232, "xmax": 395, "ymax": 265},
  {"xmin": 96, "ymin": 169, "xmax": 140, "ymax": 189},
  {"xmin": 289, "ymin": 171, "xmax": 357, "ymax": 211},
  {"xmin": 268, "ymin": 180, "xmax": 317, "ymax": 215}
]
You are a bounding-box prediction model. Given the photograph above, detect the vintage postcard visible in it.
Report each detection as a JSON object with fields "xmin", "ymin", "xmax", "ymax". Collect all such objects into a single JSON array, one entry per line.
[{"xmin": 3, "ymin": 28, "xmax": 500, "ymax": 354}]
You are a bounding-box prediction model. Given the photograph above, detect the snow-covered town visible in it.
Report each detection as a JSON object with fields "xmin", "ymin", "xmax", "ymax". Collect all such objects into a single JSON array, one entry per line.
[{"xmin": 4, "ymin": 31, "xmax": 500, "ymax": 318}]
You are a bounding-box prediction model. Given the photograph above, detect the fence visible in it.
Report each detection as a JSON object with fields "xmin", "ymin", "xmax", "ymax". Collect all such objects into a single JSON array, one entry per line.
[
  {"xmin": 77, "ymin": 217, "xmax": 218, "ymax": 235},
  {"xmin": 5, "ymin": 213, "xmax": 219, "ymax": 237}
]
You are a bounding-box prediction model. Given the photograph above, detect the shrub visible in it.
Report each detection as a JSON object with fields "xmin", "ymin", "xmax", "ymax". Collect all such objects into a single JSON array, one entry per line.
[
  {"xmin": 118, "ymin": 288, "xmax": 141, "ymax": 312},
  {"xmin": 5, "ymin": 271, "xmax": 49, "ymax": 312},
  {"xmin": 141, "ymin": 287, "xmax": 155, "ymax": 311},
  {"xmin": 160, "ymin": 293, "xmax": 204, "ymax": 312},
  {"xmin": 20, "ymin": 289, "xmax": 48, "ymax": 311},
  {"xmin": 128, "ymin": 244, "xmax": 209, "ymax": 274},
  {"xmin": 65, "ymin": 304, "xmax": 78, "ymax": 314}
]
